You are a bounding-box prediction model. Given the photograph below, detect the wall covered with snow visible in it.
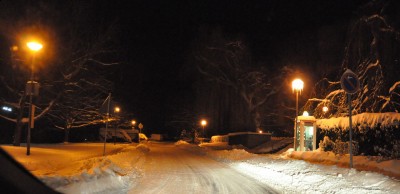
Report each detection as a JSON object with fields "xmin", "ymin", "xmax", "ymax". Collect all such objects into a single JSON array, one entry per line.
[{"xmin": 211, "ymin": 135, "xmax": 229, "ymax": 143}]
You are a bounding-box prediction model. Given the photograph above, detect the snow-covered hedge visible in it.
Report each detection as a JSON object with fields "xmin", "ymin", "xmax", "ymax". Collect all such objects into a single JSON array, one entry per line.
[{"xmin": 316, "ymin": 113, "xmax": 400, "ymax": 158}]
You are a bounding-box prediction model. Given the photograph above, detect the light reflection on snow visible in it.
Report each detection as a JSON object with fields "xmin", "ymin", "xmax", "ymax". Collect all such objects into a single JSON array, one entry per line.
[{"xmin": 202, "ymin": 147, "xmax": 400, "ymax": 193}]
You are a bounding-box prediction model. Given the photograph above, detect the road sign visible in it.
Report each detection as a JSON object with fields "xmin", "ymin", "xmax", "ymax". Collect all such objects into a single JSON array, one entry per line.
[
  {"xmin": 340, "ymin": 69, "xmax": 360, "ymax": 168},
  {"xmin": 138, "ymin": 123, "xmax": 143, "ymax": 130},
  {"xmin": 340, "ymin": 69, "xmax": 360, "ymax": 94}
]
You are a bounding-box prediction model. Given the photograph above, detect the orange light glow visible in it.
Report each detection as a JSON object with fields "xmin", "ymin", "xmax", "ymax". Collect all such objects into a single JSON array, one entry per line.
[
  {"xmin": 292, "ymin": 79, "xmax": 304, "ymax": 93},
  {"xmin": 201, "ymin": 120, "xmax": 207, "ymax": 127},
  {"xmin": 114, "ymin": 107, "xmax": 120, "ymax": 113},
  {"xmin": 27, "ymin": 42, "xmax": 43, "ymax": 51}
]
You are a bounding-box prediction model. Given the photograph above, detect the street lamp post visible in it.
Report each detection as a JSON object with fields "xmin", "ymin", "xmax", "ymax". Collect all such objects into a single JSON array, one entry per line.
[
  {"xmin": 131, "ymin": 120, "xmax": 137, "ymax": 142},
  {"xmin": 131, "ymin": 120, "xmax": 136, "ymax": 129},
  {"xmin": 292, "ymin": 79, "xmax": 304, "ymax": 151},
  {"xmin": 113, "ymin": 106, "xmax": 120, "ymax": 145},
  {"xmin": 201, "ymin": 119, "xmax": 207, "ymax": 138},
  {"xmin": 26, "ymin": 41, "xmax": 43, "ymax": 156}
]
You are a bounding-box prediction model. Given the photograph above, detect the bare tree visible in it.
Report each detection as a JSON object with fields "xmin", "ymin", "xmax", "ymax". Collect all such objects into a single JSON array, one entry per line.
[
  {"xmin": 304, "ymin": 0, "xmax": 400, "ymax": 117},
  {"xmin": 0, "ymin": 1, "xmax": 119, "ymax": 145},
  {"xmin": 195, "ymin": 30, "xmax": 292, "ymax": 131}
]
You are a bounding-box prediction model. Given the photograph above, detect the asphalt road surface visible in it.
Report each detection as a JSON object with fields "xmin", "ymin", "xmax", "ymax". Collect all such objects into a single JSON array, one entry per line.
[{"xmin": 128, "ymin": 142, "xmax": 278, "ymax": 194}]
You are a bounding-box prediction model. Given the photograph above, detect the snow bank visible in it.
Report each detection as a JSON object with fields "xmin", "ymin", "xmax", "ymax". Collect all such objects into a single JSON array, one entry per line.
[
  {"xmin": 289, "ymin": 150, "xmax": 400, "ymax": 178},
  {"xmin": 178, "ymin": 142, "xmax": 400, "ymax": 193},
  {"xmin": 174, "ymin": 140, "xmax": 190, "ymax": 145},
  {"xmin": 317, "ymin": 112, "xmax": 400, "ymax": 130},
  {"xmin": 42, "ymin": 157, "xmax": 131, "ymax": 194},
  {"xmin": 1, "ymin": 143, "xmax": 149, "ymax": 194},
  {"xmin": 43, "ymin": 145, "xmax": 148, "ymax": 193}
]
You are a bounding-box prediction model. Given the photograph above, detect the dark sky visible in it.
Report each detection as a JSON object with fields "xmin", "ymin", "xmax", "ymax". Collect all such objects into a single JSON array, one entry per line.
[
  {"xmin": 104, "ymin": 0, "xmax": 368, "ymax": 130},
  {"xmin": 0, "ymin": 0, "xmax": 370, "ymax": 133}
]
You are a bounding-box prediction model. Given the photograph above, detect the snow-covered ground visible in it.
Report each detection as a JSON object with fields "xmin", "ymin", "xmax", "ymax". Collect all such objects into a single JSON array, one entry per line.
[
  {"xmin": 199, "ymin": 141, "xmax": 400, "ymax": 193},
  {"xmin": 1, "ymin": 141, "xmax": 400, "ymax": 193},
  {"xmin": 1, "ymin": 143, "xmax": 149, "ymax": 193}
]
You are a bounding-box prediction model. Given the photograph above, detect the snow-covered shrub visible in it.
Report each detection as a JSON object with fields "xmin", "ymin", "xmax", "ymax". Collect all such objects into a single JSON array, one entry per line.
[
  {"xmin": 391, "ymin": 140, "xmax": 400, "ymax": 159},
  {"xmin": 333, "ymin": 140, "xmax": 359, "ymax": 156},
  {"xmin": 317, "ymin": 118, "xmax": 399, "ymax": 158},
  {"xmin": 319, "ymin": 136, "xmax": 334, "ymax": 152}
]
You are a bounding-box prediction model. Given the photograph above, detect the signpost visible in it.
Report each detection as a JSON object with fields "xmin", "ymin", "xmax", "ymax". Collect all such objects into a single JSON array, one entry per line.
[
  {"xmin": 138, "ymin": 123, "xmax": 143, "ymax": 143},
  {"xmin": 340, "ymin": 69, "xmax": 360, "ymax": 168}
]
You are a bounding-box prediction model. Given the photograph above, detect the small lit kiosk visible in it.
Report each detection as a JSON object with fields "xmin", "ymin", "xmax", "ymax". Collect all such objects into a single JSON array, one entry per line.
[{"xmin": 295, "ymin": 111, "xmax": 317, "ymax": 151}]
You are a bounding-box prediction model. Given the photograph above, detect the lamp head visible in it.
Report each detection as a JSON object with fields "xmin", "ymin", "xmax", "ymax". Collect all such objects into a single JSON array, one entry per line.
[
  {"xmin": 201, "ymin": 120, "xmax": 207, "ymax": 126},
  {"xmin": 27, "ymin": 42, "xmax": 43, "ymax": 51},
  {"xmin": 292, "ymin": 79, "xmax": 304, "ymax": 92}
]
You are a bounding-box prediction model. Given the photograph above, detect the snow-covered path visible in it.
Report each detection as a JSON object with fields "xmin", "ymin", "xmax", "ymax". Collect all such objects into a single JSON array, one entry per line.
[
  {"xmin": 2, "ymin": 142, "xmax": 399, "ymax": 193},
  {"xmin": 128, "ymin": 142, "xmax": 278, "ymax": 194}
]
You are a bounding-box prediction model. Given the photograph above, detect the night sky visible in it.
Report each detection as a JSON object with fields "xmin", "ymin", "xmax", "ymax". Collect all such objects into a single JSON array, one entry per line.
[
  {"xmin": 107, "ymin": 0, "xmax": 368, "ymax": 131},
  {"xmin": 0, "ymin": 0, "xmax": 371, "ymax": 135}
]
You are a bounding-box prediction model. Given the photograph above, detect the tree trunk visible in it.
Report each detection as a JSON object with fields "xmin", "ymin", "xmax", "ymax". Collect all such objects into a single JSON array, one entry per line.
[
  {"xmin": 13, "ymin": 95, "xmax": 26, "ymax": 146},
  {"xmin": 64, "ymin": 127, "xmax": 70, "ymax": 143},
  {"xmin": 253, "ymin": 110, "xmax": 261, "ymax": 131}
]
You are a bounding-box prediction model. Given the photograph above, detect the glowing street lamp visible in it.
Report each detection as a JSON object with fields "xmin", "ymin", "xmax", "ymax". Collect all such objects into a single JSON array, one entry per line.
[
  {"xmin": 292, "ymin": 78, "xmax": 304, "ymax": 150},
  {"xmin": 201, "ymin": 119, "xmax": 207, "ymax": 138},
  {"xmin": 27, "ymin": 42, "xmax": 43, "ymax": 51},
  {"xmin": 131, "ymin": 120, "xmax": 136, "ymax": 127},
  {"xmin": 26, "ymin": 41, "xmax": 43, "ymax": 156}
]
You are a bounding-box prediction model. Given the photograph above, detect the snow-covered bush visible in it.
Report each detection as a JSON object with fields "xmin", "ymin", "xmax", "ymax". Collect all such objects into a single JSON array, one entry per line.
[
  {"xmin": 333, "ymin": 140, "xmax": 359, "ymax": 156},
  {"xmin": 317, "ymin": 118, "xmax": 399, "ymax": 158},
  {"xmin": 319, "ymin": 136, "xmax": 334, "ymax": 152}
]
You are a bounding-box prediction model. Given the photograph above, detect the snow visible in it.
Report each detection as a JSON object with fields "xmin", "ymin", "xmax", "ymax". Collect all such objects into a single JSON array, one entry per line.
[
  {"xmin": 1, "ymin": 141, "xmax": 400, "ymax": 193},
  {"xmin": 1, "ymin": 143, "xmax": 148, "ymax": 193},
  {"xmin": 317, "ymin": 112, "xmax": 400, "ymax": 130},
  {"xmin": 196, "ymin": 145, "xmax": 400, "ymax": 193}
]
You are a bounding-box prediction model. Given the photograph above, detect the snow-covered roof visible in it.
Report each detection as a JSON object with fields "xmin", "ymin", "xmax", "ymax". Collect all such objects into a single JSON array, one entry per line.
[
  {"xmin": 297, "ymin": 115, "xmax": 316, "ymax": 121},
  {"xmin": 316, "ymin": 112, "xmax": 400, "ymax": 130}
]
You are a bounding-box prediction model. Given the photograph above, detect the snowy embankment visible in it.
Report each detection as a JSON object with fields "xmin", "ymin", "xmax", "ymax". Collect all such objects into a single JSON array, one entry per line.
[
  {"xmin": 1, "ymin": 143, "xmax": 150, "ymax": 194},
  {"xmin": 193, "ymin": 141, "xmax": 400, "ymax": 193}
]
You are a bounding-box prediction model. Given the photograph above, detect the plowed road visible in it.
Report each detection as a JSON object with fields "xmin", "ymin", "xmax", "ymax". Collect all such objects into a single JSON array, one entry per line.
[{"xmin": 128, "ymin": 142, "xmax": 278, "ymax": 194}]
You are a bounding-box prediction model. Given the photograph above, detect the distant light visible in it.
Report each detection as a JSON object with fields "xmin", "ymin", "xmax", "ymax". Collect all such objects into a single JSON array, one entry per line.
[
  {"xmin": 2, "ymin": 106, "xmax": 12, "ymax": 112},
  {"xmin": 201, "ymin": 119, "xmax": 207, "ymax": 126},
  {"xmin": 302, "ymin": 111, "xmax": 309, "ymax": 116},
  {"xmin": 131, "ymin": 120, "xmax": 136, "ymax": 125},
  {"xmin": 258, "ymin": 130, "xmax": 263, "ymax": 134},
  {"xmin": 322, "ymin": 106, "xmax": 328, "ymax": 113},
  {"xmin": 114, "ymin": 106, "xmax": 120, "ymax": 113},
  {"xmin": 27, "ymin": 42, "xmax": 43, "ymax": 51},
  {"xmin": 11, "ymin": 46, "xmax": 18, "ymax": 51}
]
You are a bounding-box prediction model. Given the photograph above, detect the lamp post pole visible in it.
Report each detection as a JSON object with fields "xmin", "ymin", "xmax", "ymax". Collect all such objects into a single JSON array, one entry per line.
[
  {"xmin": 201, "ymin": 120, "xmax": 207, "ymax": 138},
  {"xmin": 292, "ymin": 79, "xmax": 303, "ymax": 151},
  {"xmin": 26, "ymin": 42, "xmax": 42, "ymax": 156},
  {"xmin": 114, "ymin": 107, "xmax": 120, "ymax": 145},
  {"xmin": 131, "ymin": 120, "xmax": 137, "ymax": 142},
  {"xmin": 26, "ymin": 58, "xmax": 34, "ymax": 156},
  {"xmin": 295, "ymin": 90, "xmax": 299, "ymax": 150},
  {"xmin": 103, "ymin": 93, "xmax": 111, "ymax": 156}
]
